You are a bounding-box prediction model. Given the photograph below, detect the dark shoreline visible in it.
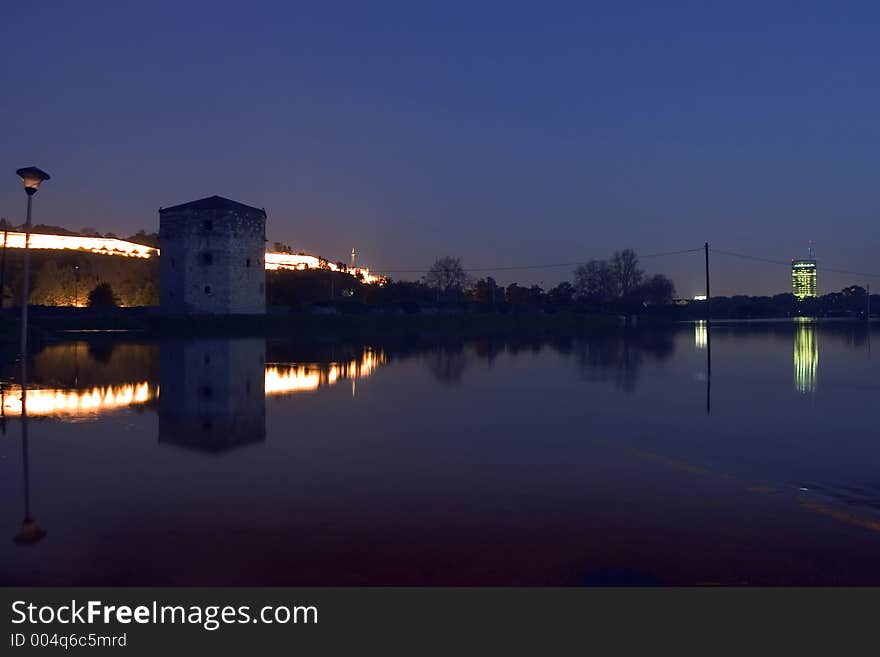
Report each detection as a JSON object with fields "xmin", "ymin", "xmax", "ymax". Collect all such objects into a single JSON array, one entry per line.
[
  {"xmin": 1, "ymin": 307, "xmax": 625, "ymax": 342},
  {"xmin": 0, "ymin": 306, "xmax": 874, "ymax": 346}
]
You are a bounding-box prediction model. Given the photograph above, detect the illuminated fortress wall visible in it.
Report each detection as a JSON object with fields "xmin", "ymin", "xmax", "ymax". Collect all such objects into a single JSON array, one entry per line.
[
  {"xmin": 0, "ymin": 231, "xmax": 156, "ymax": 257},
  {"xmin": 0, "ymin": 232, "xmax": 380, "ymax": 283}
]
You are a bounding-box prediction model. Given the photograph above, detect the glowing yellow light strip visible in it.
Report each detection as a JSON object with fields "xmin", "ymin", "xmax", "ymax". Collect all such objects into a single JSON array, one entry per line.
[
  {"xmin": 1, "ymin": 231, "xmax": 156, "ymax": 258},
  {"xmin": 0, "ymin": 232, "xmax": 382, "ymax": 282},
  {"xmin": 0, "ymin": 352, "xmax": 385, "ymax": 417},
  {"xmin": 264, "ymin": 350, "xmax": 386, "ymax": 395},
  {"xmin": 264, "ymin": 252, "xmax": 381, "ymax": 283},
  {"xmin": 1, "ymin": 382, "xmax": 156, "ymax": 417}
]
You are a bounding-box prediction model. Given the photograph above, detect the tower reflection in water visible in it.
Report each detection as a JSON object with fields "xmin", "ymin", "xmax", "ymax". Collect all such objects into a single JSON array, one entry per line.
[
  {"xmin": 159, "ymin": 339, "xmax": 267, "ymax": 453},
  {"xmin": 794, "ymin": 320, "xmax": 818, "ymax": 394}
]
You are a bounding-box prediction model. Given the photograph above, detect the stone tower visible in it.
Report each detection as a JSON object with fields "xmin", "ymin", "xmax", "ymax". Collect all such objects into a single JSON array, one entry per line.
[{"xmin": 159, "ymin": 195, "xmax": 266, "ymax": 314}]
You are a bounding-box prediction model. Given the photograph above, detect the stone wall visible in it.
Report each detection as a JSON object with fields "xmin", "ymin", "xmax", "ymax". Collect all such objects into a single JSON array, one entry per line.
[{"xmin": 159, "ymin": 199, "xmax": 266, "ymax": 314}]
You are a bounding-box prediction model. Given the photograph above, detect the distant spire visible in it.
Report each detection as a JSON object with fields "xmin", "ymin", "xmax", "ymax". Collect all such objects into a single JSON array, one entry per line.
[
  {"xmin": 808, "ymin": 240, "xmax": 814, "ymax": 259},
  {"xmin": 351, "ymin": 247, "xmax": 356, "ymax": 269}
]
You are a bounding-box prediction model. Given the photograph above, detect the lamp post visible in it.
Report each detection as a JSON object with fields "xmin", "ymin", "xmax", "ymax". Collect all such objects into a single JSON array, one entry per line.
[
  {"xmin": 13, "ymin": 168, "xmax": 49, "ymax": 547},
  {"xmin": 73, "ymin": 264, "xmax": 80, "ymax": 307},
  {"xmin": 15, "ymin": 167, "xmax": 50, "ymax": 360},
  {"xmin": 13, "ymin": 405, "xmax": 47, "ymax": 545}
]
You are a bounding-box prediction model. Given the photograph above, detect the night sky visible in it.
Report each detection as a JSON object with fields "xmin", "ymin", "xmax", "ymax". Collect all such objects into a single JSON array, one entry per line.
[{"xmin": 2, "ymin": 1, "xmax": 878, "ymax": 296}]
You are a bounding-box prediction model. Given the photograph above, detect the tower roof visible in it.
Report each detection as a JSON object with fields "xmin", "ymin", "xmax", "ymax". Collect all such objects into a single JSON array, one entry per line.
[{"xmin": 159, "ymin": 195, "xmax": 265, "ymax": 217}]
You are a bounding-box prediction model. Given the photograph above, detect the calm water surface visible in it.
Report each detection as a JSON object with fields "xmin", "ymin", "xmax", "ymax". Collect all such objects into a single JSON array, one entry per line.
[{"xmin": 1, "ymin": 321, "xmax": 878, "ymax": 585}]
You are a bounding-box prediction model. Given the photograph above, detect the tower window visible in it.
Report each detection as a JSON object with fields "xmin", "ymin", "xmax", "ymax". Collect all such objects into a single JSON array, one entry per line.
[
  {"xmin": 246, "ymin": 258, "xmax": 251, "ymax": 268},
  {"xmin": 204, "ymin": 285, "xmax": 212, "ymax": 295},
  {"xmin": 199, "ymin": 252, "xmax": 213, "ymax": 265},
  {"xmin": 203, "ymin": 220, "xmax": 213, "ymax": 231}
]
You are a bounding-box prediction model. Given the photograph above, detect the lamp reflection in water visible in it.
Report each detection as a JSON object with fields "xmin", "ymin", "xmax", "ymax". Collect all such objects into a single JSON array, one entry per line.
[
  {"xmin": 794, "ymin": 319, "xmax": 818, "ymax": 394},
  {"xmin": 13, "ymin": 368, "xmax": 46, "ymax": 545}
]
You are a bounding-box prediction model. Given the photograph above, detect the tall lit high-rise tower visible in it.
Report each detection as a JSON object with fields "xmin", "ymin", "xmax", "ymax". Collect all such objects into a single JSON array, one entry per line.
[{"xmin": 791, "ymin": 242, "xmax": 817, "ymax": 300}]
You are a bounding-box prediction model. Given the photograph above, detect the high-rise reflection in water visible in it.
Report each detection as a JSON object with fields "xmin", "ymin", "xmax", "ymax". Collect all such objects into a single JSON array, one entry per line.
[
  {"xmin": 159, "ymin": 339, "xmax": 267, "ymax": 453},
  {"xmin": 794, "ymin": 320, "xmax": 818, "ymax": 394},
  {"xmin": 694, "ymin": 320, "xmax": 708, "ymax": 349}
]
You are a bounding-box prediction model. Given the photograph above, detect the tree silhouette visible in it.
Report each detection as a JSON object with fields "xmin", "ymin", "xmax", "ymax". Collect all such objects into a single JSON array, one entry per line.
[
  {"xmin": 573, "ymin": 259, "xmax": 616, "ymax": 302},
  {"xmin": 425, "ymin": 256, "xmax": 469, "ymax": 299},
  {"xmin": 87, "ymin": 282, "xmax": 118, "ymax": 308},
  {"xmin": 611, "ymin": 249, "xmax": 644, "ymax": 297},
  {"xmin": 636, "ymin": 274, "xmax": 675, "ymax": 306}
]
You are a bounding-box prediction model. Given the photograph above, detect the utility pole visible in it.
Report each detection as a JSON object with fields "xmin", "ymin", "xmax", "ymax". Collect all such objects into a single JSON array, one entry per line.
[
  {"xmin": 704, "ymin": 242, "xmax": 712, "ymax": 415},
  {"xmin": 704, "ymin": 242, "xmax": 711, "ymax": 322}
]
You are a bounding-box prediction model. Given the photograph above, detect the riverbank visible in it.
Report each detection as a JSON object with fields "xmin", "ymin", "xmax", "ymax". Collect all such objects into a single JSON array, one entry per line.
[{"xmin": 1, "ymin": 306, "xmax": 874, "ymax": 345}]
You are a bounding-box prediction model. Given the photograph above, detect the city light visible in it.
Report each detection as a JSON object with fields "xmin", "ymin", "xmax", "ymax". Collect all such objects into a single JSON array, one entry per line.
[{"xmin": 791, "ymin": 260, "xmax": 818, "ymax": 300}]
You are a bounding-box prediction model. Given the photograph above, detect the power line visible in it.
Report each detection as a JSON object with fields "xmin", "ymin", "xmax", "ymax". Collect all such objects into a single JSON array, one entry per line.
[
  {"xmin": 374, "ymin": 245, "xmax": 879, "ymax": 281},
  {"xmin": 710, "ymin": 248, "xmax": 880, "ymax": 280},
  {"xmin": 377, "ymin": 247, "xmax": 703, "ymax": 275}
]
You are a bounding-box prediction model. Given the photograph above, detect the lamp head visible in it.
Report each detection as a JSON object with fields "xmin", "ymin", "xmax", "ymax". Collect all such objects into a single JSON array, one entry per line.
[{"xmin": 16, "ymin": 167, "xmax": 51, "ymax": 196}]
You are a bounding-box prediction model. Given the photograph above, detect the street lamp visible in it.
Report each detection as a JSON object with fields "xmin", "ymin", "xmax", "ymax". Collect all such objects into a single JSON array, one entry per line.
[
  {"xmin": 14, "ymin": 167, "xmax": 50, "ymax": 361},
  {"xmin": 13, "ymin": 167, "xmax": 49, "ymax": 547}
]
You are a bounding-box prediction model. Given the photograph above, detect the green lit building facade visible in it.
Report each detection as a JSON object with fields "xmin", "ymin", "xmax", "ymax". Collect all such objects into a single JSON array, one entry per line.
[{"xmin": 791, "ymin": 259, "xmax": 817, "ymax": 299}]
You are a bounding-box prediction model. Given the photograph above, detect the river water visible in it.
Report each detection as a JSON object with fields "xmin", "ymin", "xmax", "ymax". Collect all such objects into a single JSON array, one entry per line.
[{"xmin": 1, "ymin": 320, "xmax": 877, "ymax": 585}]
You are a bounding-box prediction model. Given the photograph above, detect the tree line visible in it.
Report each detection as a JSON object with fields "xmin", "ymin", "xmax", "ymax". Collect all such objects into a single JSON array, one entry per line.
[
  {"xmin": 409, "ymin": 249, "xmax": 675, "ymax": 311},
  {"xmin": 0, "ymin": 250, "xmax": 158, "ymax": 309}
]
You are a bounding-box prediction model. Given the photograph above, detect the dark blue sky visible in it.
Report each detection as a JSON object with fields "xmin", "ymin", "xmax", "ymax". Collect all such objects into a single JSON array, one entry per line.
[{"xmin": 2, "ymin": 1, "xmax": 878, "ymax": 296}]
